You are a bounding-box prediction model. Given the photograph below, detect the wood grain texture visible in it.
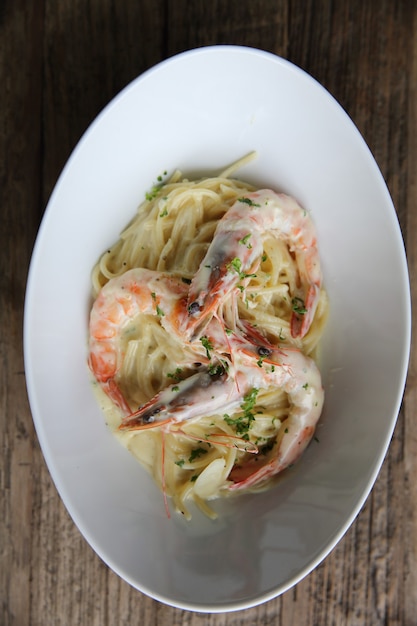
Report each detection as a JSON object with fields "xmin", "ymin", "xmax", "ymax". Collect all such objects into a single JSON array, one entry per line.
[{"xmin": 0, "ymin": 1, "xmax": 415, "ymax": 624}]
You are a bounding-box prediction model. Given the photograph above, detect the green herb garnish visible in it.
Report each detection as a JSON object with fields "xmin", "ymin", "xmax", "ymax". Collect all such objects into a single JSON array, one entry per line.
[
  {"xmin": 238, "ymin": 197, "xmax": 261, "ymax": 207},
  {"xmin": 146, "ymin": 171, "xmax": 168, "ymax": 201},
  {"xmin": 227, "ymin": 257, "xmax": 243, "ymax": 274},
  {"xmin": 200, "ymin": 336, "xmax": 213, "ymax": 359},
  {"xmin": 223, "ymin": 388, "xmax": 259, "ymax": 435},
  {"xmin": 292, "ymin": 297, "xmax": 307, "ymax": 315},
  {"xmin": 226, "ymin": 257, "xmax": 257, "ymax": 281},
  {"xmin": 188, "ymin": 447, "xmax": 208, "ymax": 463},
  {"xmin": 150, "ymin": 292, "xmax": 165, "ymax": 317},
  {"xmin": 145, "ymin": 187, "xmax": 159, "ymax": 201},
  {"xmin": 167, "ymin": 367, "xmax": 183, "ymax": 381},
  {"xmin": 208, "ymin": 362, "xmax": 226, "ymax": 377},
  {"xmin": 241, "ymin": 388, "xmax": 259, "ymax": 416},
  {"xmin": 239, "ymin": 233, "xmax": 252, "ymax": 248}
]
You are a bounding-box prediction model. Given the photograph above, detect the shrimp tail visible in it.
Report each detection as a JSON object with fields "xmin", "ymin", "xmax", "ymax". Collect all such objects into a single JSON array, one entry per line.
[
  {"xmin": 290, "ymin": 284, "xmax": 320, "ymax": 338},
  {"xmin": 228, "ymin": 425, "xmax": 316, "ymax": 490}
]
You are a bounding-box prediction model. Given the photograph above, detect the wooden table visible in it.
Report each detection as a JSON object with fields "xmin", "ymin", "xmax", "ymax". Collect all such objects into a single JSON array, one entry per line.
[{"xmin": 1, "ymin": 2, "xmax": 415, "ymax": 624}]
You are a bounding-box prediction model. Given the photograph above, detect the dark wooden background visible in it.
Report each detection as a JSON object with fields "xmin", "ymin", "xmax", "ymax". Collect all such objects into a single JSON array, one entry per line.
[{"xmin": 1, "ymin": 1, "xmax": 416, "ymax": 624}]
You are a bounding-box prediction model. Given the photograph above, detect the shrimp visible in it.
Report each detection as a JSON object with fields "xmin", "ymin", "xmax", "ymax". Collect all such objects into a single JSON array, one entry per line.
[
  {"xmin": 116, "ymin": 314, "xmax": 253, "ymax": 430},
  {"xmin": 117, "ymin": 315, "xmax": 243, "ymax": 429},
  {"xmin": 184, "ymin": 189, "xmax": 322, "ymax": 339},
  {"xmin": 118, "ymin": 364, "xmax": 239, "ymax": 430},
  {"xmin": 88, "ymin": 267, "xmax": 191, "ymax": 413},
  {"xmin": 226, "ymin": 343, "xmax": 324, "ymax": 491},
  {"xmin": 118, "ymin": 328, "xmax": 324, "ymax": 491}
]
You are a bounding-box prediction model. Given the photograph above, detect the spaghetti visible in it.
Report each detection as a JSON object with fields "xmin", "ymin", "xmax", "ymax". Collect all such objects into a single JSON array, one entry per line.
[{"xmin": 88, "ymin": 154, "xmax": 328, "ymax": 519}]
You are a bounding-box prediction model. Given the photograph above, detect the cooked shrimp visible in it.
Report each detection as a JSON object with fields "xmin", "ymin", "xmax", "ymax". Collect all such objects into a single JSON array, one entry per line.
[
  {"xmin": 88, "ymin": 267, "xmax": 190, "ymax": 413},
  {"xmin": 227, "ymin": 343, "xmax": 324, "ymax": 490},
  {"xmin": 118, "ymin": 364, "xmax": 238, "ymax": 430},
  {"xmin": 117, "ymin": 317, "xmax": 254, "ymax": 430},
  {"xmin": 118, "ymin": 328, "xmax": 324, "ymax": 490},
  {"xmin": 185, "ymin": 190, "xmax": 322, "ymax": 339}
]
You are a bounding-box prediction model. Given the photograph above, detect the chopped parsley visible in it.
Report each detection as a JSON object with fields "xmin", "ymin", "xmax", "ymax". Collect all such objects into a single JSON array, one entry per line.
[
  {"xmin": 188, "ymin": 447, "xmax": 208, "ymax": 463},
  {"xmin": 145, "ymin": 171, "xmax": 168, "ymax": 201},
  {"xmin": 239, "ymin": 233, "xmax": 252, "ymax": 248},
  {"xmin": 224, "ymin": 388, "xmax": 259, "ymax": 436},
  {"xmin": 241, "ymin": 388, "xmax": 259, "ymax": 416},
  {"xmin": 255, "ymin": 346, "xmax": 271, "ymax": 368},
  {"xmin": 238, "ymin": 197, "xmax": 261, "ymax": 207},
  {"xmin": 227, "ymin": 257, "xmax": 243, "ymax": 275},
  {"xmin": 151, "ymin": 292, "xmax": 164, "ymax": 317},
  {"xmin": 200, "ymin": 336, "xmax": 213, "ymax": 359},
  {"xmin": 145, "ymin": 187, "xmax": 160, "ymax": 201},
  {"xmin": 292, "ymin": 297, "xmax": 307, "ymax": 315},
  {"xmin": 208, "ymin": 362, "xmax": 226, "ymax": 377},
  {"xmin": 226, "ymin": 257, "xmax": 257, "ymax": 281},
  {"xmin": 167, "ymin": 367, "xmax": 183, "ymax": 381},
  {"xmin": 175, "ymin": 459, "xmax": 185, "ymax": 468}
]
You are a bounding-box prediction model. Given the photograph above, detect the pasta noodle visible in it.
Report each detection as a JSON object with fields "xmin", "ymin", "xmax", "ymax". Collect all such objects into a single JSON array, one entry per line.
[{"xmin": 89, "ymin": 153, "xmax": 328, "ymax": 519}]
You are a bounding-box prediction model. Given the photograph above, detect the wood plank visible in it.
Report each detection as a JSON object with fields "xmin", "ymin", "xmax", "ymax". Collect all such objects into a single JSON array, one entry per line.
[
  {"xmin": 0, "ymin": 0, "xmax": 415, "ymax": 624},
  {"xmin": 41, "ymin": 0, "xmax": 166, "ymax": 203},
  {"xmin": 29, "ymin": 2, "xmax": 166, "ymax": 624},
  {"xmin": 286, "ymin": 2, "xmax": 413, "ymax": 624},
  {"xmin": 164, "ymin": 0, "xmax": 289, "ymax": 56},
  {"xmin": 403, "ymin": 5, "xmax": 417, "ymax": 626},
  {"xmin": 0, "ymin": 2, "xmax": 44, "ymax": 626}
]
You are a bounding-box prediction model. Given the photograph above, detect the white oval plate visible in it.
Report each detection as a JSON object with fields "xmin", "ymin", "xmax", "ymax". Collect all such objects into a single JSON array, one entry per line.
[{"xmin": 24, "ymin": 46, "xmax": 411, "ymax": 612}]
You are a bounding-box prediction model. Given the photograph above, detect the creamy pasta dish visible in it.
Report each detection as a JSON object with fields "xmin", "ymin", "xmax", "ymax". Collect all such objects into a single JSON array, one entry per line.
[{"xmin": 88, "ymin": 153, "xmax": 328, "ymax": 519}]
